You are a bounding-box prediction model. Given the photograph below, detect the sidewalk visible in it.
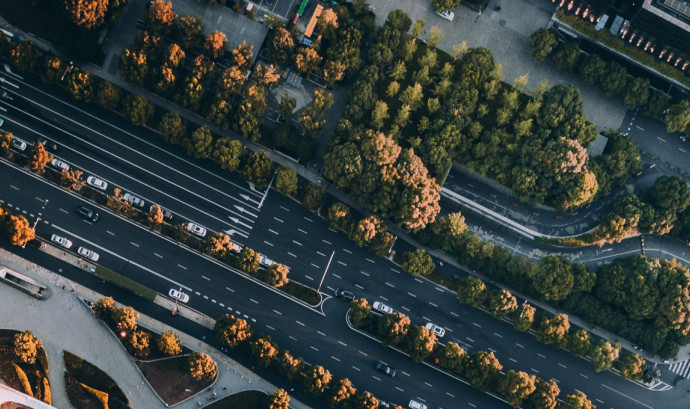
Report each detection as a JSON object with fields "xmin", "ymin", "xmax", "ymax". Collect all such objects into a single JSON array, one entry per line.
[{"xmin": 0, "ymin": 247, "xmax": 311, "ymax": 409}]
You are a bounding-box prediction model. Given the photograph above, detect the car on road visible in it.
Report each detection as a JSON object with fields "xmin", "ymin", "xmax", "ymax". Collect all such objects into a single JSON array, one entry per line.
[
  {"xmin": 375, "ymin": 361, "xmax": 396, "ymax": 377},
  {"xmin": 50, "ymin": 234, "xmax": 72, "ymax": 249},
  {"xmin": 77, "ymin": 246, "xmax": 100, "ymax": 262},
  {"xmin": 259, "ymin": 254, "xmax": 276, "ymax": 268},
  {"xmin": 187, "ymin": 222, "xmax": 207, "ymax": 237},
  {"xmin": 12, "ymin": 137, "xmax": 27, "ymax": 151},
  {"xmin": 372, "ymin": 301, "xmax": 393, "ymax": 314},
  {"xmin": 335, "ymin": 288, "xmax": 355, "ymax": 300},
  {"xmin": 408, "ymin": 400, "xmax": 427, "ymax": 409},
  {"xmin": 436, "ymin": 10, "xmax": 455, "ymax": 21},
  {"xmin": 169, "ymin": 288, "xmax": 189, "ymax": 303},
  {"xmin": 86, "ymin": 176, "xmax": 108, "ymax": 190},
  {"xmin": 231, "ymin": 243, "xmax": 243, "ymax": 253},
  {"xmin": 425, "ymin": 323, "xmax": 445, "ymax": 338},
  {"xmin": 37, "ymin": 137, "xmax": 58, "ymax": 151},
  {"xmin": 51, "ymin": 157, "xmax": 70, "ymax": 171},
  {"xmin": 123, "ymin": 192, "xmax": 145, "ymax": 208},
  {"xmin": 77, "ymin": 206, "xmax": 99, "ymax": 222},
  {"xmin": 149, "ymin": 204, "xmax": 173, "ymax": 220},
  {"xmin": 0, "ymin": 90, "xmax": 9, "ymax": 99},
  {"xmin": 0, "ymin": 117, "xmax": 3, "ymax": 127}
]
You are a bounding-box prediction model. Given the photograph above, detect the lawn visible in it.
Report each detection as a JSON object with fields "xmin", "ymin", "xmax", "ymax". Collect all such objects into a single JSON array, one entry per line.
[{"xmin": 136, "ymin": 356, "xmax": 214, "ymax": 406}]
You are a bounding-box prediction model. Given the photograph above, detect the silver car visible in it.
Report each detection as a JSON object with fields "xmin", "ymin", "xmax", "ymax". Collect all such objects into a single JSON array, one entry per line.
[
  {"xmin": 187, "ymin": 222, "xmax": 207, "ymax": 237},
  {"xmin": 123, "ymin": 192, "xmax": 145, "ymax": 208},
  {"xmin": 77, "ymin": 246, "xmax": 100, "ymax": 262},
  {"xmin": 86, "ymin": 176, "xmax": 108, "ymax": 190},
  {"xmin": 51, "ymin": 158, "xmax": 70, "ymax": 171},
  {"xmin": 50, "ymin": 234, "xmax": 73, "ymax": 249}
]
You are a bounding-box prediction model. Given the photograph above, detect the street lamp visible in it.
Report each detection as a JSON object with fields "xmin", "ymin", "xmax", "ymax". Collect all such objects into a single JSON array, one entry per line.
[
  {"xmin": 21, "ymin": 217, "xmax": 41, "ymax": 249},
  {"xmin": 316, "ymin": 251, "xmax": 335, "ymax": 294},
  {"xmin": 60, "ymin": 61, "xmax": 74, "ymax": 81},
  {"xmin": 258, "ymin": 172, "xmax": 276, "ymax": 209}
]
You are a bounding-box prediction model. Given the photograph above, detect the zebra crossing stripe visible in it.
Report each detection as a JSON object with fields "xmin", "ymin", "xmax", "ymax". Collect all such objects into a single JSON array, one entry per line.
[{"xmin": 669, "ymin": 360, "xmax": 690, "ymax": 378}]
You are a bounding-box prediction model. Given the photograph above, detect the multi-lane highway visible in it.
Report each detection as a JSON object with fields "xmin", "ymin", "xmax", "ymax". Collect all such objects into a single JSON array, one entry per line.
[{"xmin": 1, "ymin": 65, "xmax": 689, "ymax": 409}]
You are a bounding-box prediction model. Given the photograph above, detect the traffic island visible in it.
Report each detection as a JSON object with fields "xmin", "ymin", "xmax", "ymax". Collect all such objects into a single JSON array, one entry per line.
[
  {"xmin": 136, "ymin": 356, "xmax": 215, "ymax": 406},
  {"xmin": 63, "ymin": 351, "xmax": 129, "ymax": 409},
  {"xmin": 0, "ymin": 329, "xmax": 51, "ymax": 405}
]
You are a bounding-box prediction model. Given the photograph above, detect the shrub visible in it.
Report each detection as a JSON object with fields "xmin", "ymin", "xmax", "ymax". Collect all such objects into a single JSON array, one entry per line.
[
  {"xmin": 42, "ymin": 376, "xmax": 51, "ymax": 404},
  {"xmin": 301, "ymin": 183, "xmax": 325, "ymax": 211},
  {"xmin": 13, "ymin": 363, "xmax": 33, "ymax": 397},
  {"xmin": 80, "ymin": 383, "xmax": 109, "ymax": 408}
]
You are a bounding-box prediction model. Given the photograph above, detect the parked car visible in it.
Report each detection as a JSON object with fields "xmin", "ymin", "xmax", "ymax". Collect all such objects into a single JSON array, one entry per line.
[
  {"xmin": 372, "ymin": 301, "xmax": 393, "ymax": 314},
  {"xmin": 123, "ymin": 192, "xmax": 145, "ymax": 208},
  {"xmin": 86, "ymin": 176, "xmax": 108, "ymax": 190},
  {"xmin": 12, "ymin": 137, "xmax": 27, "ymax": 151},
  {"xmin": 77, "ymin": 205, "xmax": 99, "ymax": 222},
  {"xmin": 77, "ymin": 246, "xmax": 100, "ymax": 262},
  {"xmin": 50, "ymin": 234, "xmax": 73, "ymax": 249},
  {"xmin": 231, "ymin": 243, "xmax": 243, "ymax": 254},
  {"xmin": 169, "ymin": 288, "xmax": 189, "ymax": 303},
  {"xmin": 187, "ymin": 222, "xmax": 207, "ymax": 237},
  {"xmin": 425, "ymin": 323, "xmax": 446, "ymax": 338},
  {"xmin": 259, "ymin": 254, "xmax": 276, "ymax": 267},
  {"xmin": 335, "ymin": 288, "xmax": 355, "ymax": 300},
  {"xmin": 436, "ymin": 10, "xmax": 455, "ymax": 21},
  {"xmin": 375, "ymin": 362, "xmax": 396, "ymax": 377},
  {"xmin": 37, "ymin": 137, "xmax": 58, "ymax": 151},
  {"xmin": 149, "ymin": 204, "xmax": 173, "ymax": 220},
  {"xmin": 51, "ymin": 157, "xmax": 70, "ymax": 171},
  {"xmin": 0, "ymin": 90, "xmax": 9, "ymax": 99},
  {"xmin": 408, "ymin": 400, "xmax": 427, "ymax": 409},
  {"xmin": 27, "ymin": 238, "xmax": 46, "ymax": 250}
]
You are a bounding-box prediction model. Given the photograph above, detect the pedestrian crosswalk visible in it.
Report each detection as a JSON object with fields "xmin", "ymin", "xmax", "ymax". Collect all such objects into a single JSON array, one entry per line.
[{"xmin": 668, "ymin": 360, "xmax": 690, "ymax": 378}]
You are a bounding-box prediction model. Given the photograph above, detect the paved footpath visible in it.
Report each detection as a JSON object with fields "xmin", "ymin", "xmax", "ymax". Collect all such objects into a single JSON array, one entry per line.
[{"xmin": 0, "ymin": 248, "xmax": 311, "ymax": 409}]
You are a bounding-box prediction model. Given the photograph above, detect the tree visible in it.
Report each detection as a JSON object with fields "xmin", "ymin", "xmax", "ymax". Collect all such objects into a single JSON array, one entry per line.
[
  {"xmin": 578, "ymin": 54, "xmax": 605, "ymax": 85},
  {"xmin": 565, "ymin": 329, "xmax": 592, "ymax": 357},
  {"xmin": 497, "ymin": 370, "xmax": 536, "ymax": 408},
  {"xmin": 624, "ymin": 77, "xmax": 650, "ymax": 110},
  {"xmin": 428, "ymin": 26, "xmax": 444, "ymax": 48},
  {"xmin": 536, "ymin": 313, "xmax": 570, "ymax": 347},
  {"xmin": 40, "ymin": 56, "xmax": 64, "ymax": 84},
  {"xmin": 14, "ymin": 331, "xmax": 42, "ymax": 364},
  {"xmin": 329, "ymin": 378, "xmax": 356, "ymax": 409},
  {"xmin": 232, "ymin": 41, "xmax": 254, "ymax": 71},
  {"xmin": 269, "ymin": 389, "xmax": 290, "ymax": 409},
  {"xmin": 242, "ymin": 151, "xmax": 274, "ymax": 189},
  {"xmin": 463, "ymin": 351, "xmax": 502, "ymax": 390},
  {"xmin": 147, "ymin": 0, "xmax": 177, "ymax": 35},
  {"xmin": 590, "ymin": 340, "xmax": 620, "ymax": 372},
  {"xmin": 349, "ymin": 298, "xmax": 371, "ymax": 326},
  {"xmin": 487, "ymin": 289, "xmax": 518, "ymax": 319},
  {"xmin": 298, "ymin": 89, "xmax": 334, "ymax": 137},
  {"xmin": 277, "ymin": 350, "xmax": 304, "ymax": 379},
  {"xmin": 400, "ymin": 249, "xmax": 434, "ymax": 276},
  {"xmin": 96, "ymin": 81, "xmax": 121, "ymax": 110},
  {"xmin": 370, "ymin": 100, "xmax": 389, "ymax": 130},
  {"xmin": 176, "ymin": 16, "xmax": 203, "ymax": 50},
  {"xmin": 303, "ymin": 365, "xmax": 332, "ymax": 395},
  {"xmin": 157, "ymin": 331, "xmax": 182, "ymax": 356},
  {"xmin": 64, "ymin": 0, "xmax": 108, "ymax": 29},
  {"xmin": 118, "ymin": 49, "xmax": 149, "ymax": 86},
  {"xmin": 349, "ymin": 216, "xmax": 380, "ymax": 247},
  {"xmin": 122, "ymin": 95, "xmax": 154, "ymax": 126},
  {"xmin": 531, "ymin": 255, "xmax": 574, "ymax": 301},
  {"xmin": 436, "ymin": 341, "xmax": 466, "ymax": 373},
  {"xmin": 529, "ymin": 29, "xmax": 558, "ymax": 62},
  {"xmin": 378, "ymin": 312, "xmax": 410, "ymax": 346},
  {"xmin": 384, "ymin": 9, "xmax": 412, "ymax": 33},
  {"xmin": 114, "ymin": 306, "xmax": 139, "ymax": 332},
  {"xmin": 323, "ymin": 60, "xmax": 347, "ymax": 87},
  {"xmin": 266, "ymin": 264, "xmax": 290, "ymax": 287},
  {"xmin": 616, "ymin": 353, "xmax": 647, "ymax": 380},
  {"xmin": 92, "ymin": 297, "xmax": 118, "ymax": 325},
  {"xmin": 326, "ymin": 203, "xmax": 352, "ymax": 231},
  {"xmin": 600, "ymin": 61, "xmax": 628, "ymax": 96},
  {"xmin": 214, "ymin": 314, "xmax": 253, "ymax": 348},
  {"xmin": 404, "ymin": 325, "xmax": 436, "ymax": 362},
  {"xmin": 457, "ymin": 276, "xmax": 487, "ymax": 307},
  {"xmin": 28, "ymin": 143, "xmax": 53, "ymax": 173},
  {"xmin": 353, "ymin": 391, "xmax": 378, "ymax": 409},
  {"xmin": 665, "ymin": 100, "xmax": 690, "ymax": 133},
  {"xmin": 127, "ymin": 330, "xmax": 150, "ymax": 358},
  {"xmin": 66, "ymin": 69, "xmax": 95, "ymax": 102},
  {"xmin": 204, "ymin": 30, "xmax": 228, "ymax": 59},
  {"xmin": 237, "ymin": 247, "xmax": 260, "ymax": 273},
  {"xmin": 512, "ymin": 303, "xmax": 536, "ymax": 332},
  {"xmin": 642, "ymin": 89, "xmax": 670, "ymax": 118},
  {"xmin": 525, "ymin": 378, "xmax": 559, "ymax": 409},
  {"xmin": 562, "ymin": 391, "xmax": 595, "ymax": 409},
  {"xmin": 275, "ymin": 167, "xmax": 298, "ymax": 196},
  {"xmin": 295, "ymin": 47, "xmax": 322, "ymax": 76},
  {"xmin": 0, "ymin": 133, "xmax": 12, "ymax": 158},
  {"xmin": 270, "ymin": 28, "xmax": 295, "ymax": 65},
  {"xmin": 301, "ymin": 183, "xmax": 325, "ymax": 211},
  {"xmin": 278, "ymin": 93, "xmax": 296, "ymax": 121},
  {"xmin": 159, "ymin": 112, "xmax": 187, "ymax": 145},
  {"xmin": 61, "ymin": 169, "xmax": 85, "ymax": 191},
  {"xmin": 188, "ymin": 352, "xmax": 217, "ymax": 381},
  {"xmin": 205, "ymin": 232, "xmax": 234, "ymax": 259},
  {"xmin": 431, "ymin": 0, "xmax": 460, "ymax": 12},
  {"xmin": 187, "ymin": 125, "xmax": 213, "ymax": 159},
  {"xmin": 252, "ymin": 336, "xmax": 279, "ymax": 367},
  {"xmin": 253, "ymin": 63, "xmax": 281, "ymax": 87},
  {"xmin": 7, "ymin": 215, "xmax": 36, "ymax": 246},
  {"xmin": 323, "ymin": 142, "xmax": 362, "ymax": 190},
  {"xmin": 430, "ymin": 212, "xmax": 467, "ymax": 248},
  {"xmin": 213, "ymin": 137, "xmax": 243, "ymax": 171}
]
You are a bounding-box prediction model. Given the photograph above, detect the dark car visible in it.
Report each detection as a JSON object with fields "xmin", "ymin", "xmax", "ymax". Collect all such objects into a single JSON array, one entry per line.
[
  {"xmin": 77, "ymin": 205, "xmax": 99, "ymax": 222},
  {"xmin": 37, "ymin": 137, "xmax": 58, "ymax": 151},
  {"xmin": 375, "ymin": 362, "xmax": 396, "ymax": 377},
  {"xmin": 335, "ymin": 288, "xmax": 355, "ymax": 300},
  {"xmin": 27, "ymin": 239, "xmax": 46, "ymax": 250}
]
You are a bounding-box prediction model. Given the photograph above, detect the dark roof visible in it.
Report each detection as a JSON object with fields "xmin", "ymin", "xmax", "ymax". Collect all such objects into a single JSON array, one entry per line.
[{"xmin": 629, "ymin": 8, "xmax": 690, "ymax": 58}]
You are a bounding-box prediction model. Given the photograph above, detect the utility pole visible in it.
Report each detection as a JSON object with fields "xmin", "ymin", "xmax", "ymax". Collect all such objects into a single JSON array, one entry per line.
[
  {"xmin": 519, "ymin": 300, "xmax": 529, "ymax": 318},
  {"xmin": 22, "ymin": 217, "xmax": 41, "ymax": 249},
  {"xmin": 317, "ymin": 251, "xmax": 335, "ymax": 294},
  {"xmin": 258, "ymin": 172, "xmax": 276, "ymax": 209}
]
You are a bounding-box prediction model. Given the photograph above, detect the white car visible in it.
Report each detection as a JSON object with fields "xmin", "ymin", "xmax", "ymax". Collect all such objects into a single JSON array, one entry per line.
[
  {"xmin": 86, "ymin": 176, "xmax": 108, "ymax": 190},
  {"xmin": 51, "ymin": 158, "xmax": 70, "ymax": 171},
  {"xmin": 187, "ymin": 222, "xmax": 207, "ymax": 237},
  {"xmin": 77, "ymin": 246, "xmax": 100, "ymax": 262},
  {"xmin": 425, "ymin": 323, "xmax": 446, "ymax": 338},
  {"xmin": 123, "ymin": 192, "xmax": 145, "ymax": 208},
  {"xmin": 409, "ymin": 400, "xmax": 428, "ymax": 409},
  {"xmin": 372, "ymin": 301, "xmax": 393, "ymax": 314},
  {"xmin": 149, "ymin": 204, "xmax": 173, "ymax": 220},
  {"xmin": 169, "ymin": 288, "xmax": 189, "ymax": 303},
  {"xmin": 259, "ymin": 254, "xmax": 276, "ymax": 267},
  {"xmin": 436, "ymin": 10, "xmax": 455, "ymax": 21},
  {"xmin": 50, "ymin": 234, "xmax": 73, "ymax": 249},
  {"xmin": 12, "ymin": 137, "xmax": 27, "ymax": 151}
]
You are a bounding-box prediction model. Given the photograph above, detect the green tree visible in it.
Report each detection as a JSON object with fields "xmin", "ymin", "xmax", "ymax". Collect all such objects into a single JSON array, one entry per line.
[
  {"xmin": 157, "ymin": 331, "xmax": 182, "ymax": 356},
  {"xmin": 207, "ymin": 100, "xmax": 233, "ymax": 130},
  {"xmin": 158, "ymin": 112, "xmax": 187, "ymax": 145},
  {"xmin": 567, "ymin": 329, "xmax": 593, "ymax": 356},
  {"xmin": 437, "ymin": 341, "xmax": 466, "ymax": 373},
  {"xmin": 624, "ymin": 77, "xmax": 650, "ymax": 110},
  {"xmin": 511, "ymin": 303, "xmax": 535, "ymax": 332},
  {"xmin": 524, "ymin": 378, "xmax": 559, "ymax": 409},
  {"xmin": 40, "ymin": 56, "xmax": 64, "ymax": 84},
  {"xmin": 378, "ymin": 312, "xmax": 410, "ymax": 346},
  {"xmin": 400, "ymin": 249, "xmax": 434, "ymax": 276},
  {"xmin": 429, "ymin": 212, "xmax": 467, "ymax": 248},
  {"xmin": 326, "ymin": 203, "xmax": 352, "ymax": 231},
  {"xmin": 295, "ymin": 46, "xmax": 322, "ymax": 76},
  {"xmin": 590, "ymin": 340, "xmax": 620, "ymax": 372},
  {"xmin": 122, "ymin": 95, "xmax": 154, "ymax": 126},
  {"xmin": 552, "ymin": 42, "xmax": 580, "ymax": 71},
  {"xmin": 353, "ymin": 391, "xmax": 378, "ymax": 409},
  {"xmin": 205, "ymin": 232, "xmax": 235, "ymax": 259},
  {"xmin": 266, "ymin": 263, "xmax": 290, "ymax": 288},
  {"xmin": 384, "ymin": 9, "xmax": 412, "ymax": 33},
  {"xmin": 349, "ymin": 298, "xmax": 371, "ymax": 327},
  {"xmin": 188, "ymin": 352, "xmax": 217, "ymax": 381},
  {"xmin": 270, "ymin": 28, "xmax": 295, "ymax": 65},
  {"xmin": 66, "ymin": 69, "xmax": 95, "ymax": 102},
  {"xmin": 616, "ymin": 353, "xmax": 647, "ymax": 380},
  {"xmin": 323, "ymin": 142, "xmax": 362, "ymax": 190},
  {"xmin": 562, "ymin": 391, "xmax": 595, "ymax": 409},
  {"xmin": 457, "ymin": 276, "xmax": 487, "ymax": 307},
  {"xmin": 251, "ymin": 336, "xmax": 279, "ymax": 367},
  {"xmin": 529, "ymin": 29, "xmax": 558, "ymax": 62},
  {"xmin": 301, "ymin": 183, "xmax": 325, "ymax": 211},
  {"xmin": 127, "ymin": 329, "xmax": 150, "ymax": 358},
  {"xmin": 303, "ymin": 365, "xmax": 332, "ymax": 395},
  {"xmin": 175, "ymin": 15, "xmax": 203, "ymax": 50},
  {"xmin": 268, "ymin": 389, "xmax": 290, "ymax": 409},
  {"xmin": 531, "ymin": 255, "xmax": 574, "ymax": 301},
  {"xmin": 237, "ymin": 247, "xmax": 260, "ymax": 273},
  {"xmin": 118, "ymin": 49, "xmax": 149, "ymax": 86},
  {"xmin": 92, "ymin": 297, "xmax": 118, "ymax": 326},
  {"xmin": 329, "ymin": 378, "xmax": 356, "ymax": 409},
  {"xmin": 665, "ymin": 100, "xmax": 690, "ymax": 133},
  {"xmin": 642, "ymin": 89, "xmax": 670, "ymax": 118},
  {"xmin": 404, "ymin": 325, "xmax": 436, "ymax": 362},
  {"xmin": 241, "ymin": 151, "xmax": 274, "ymax": 189},
  {"xmin": 497, "ymin": 370, "xmax": 536, "ymax": 408},
  {"xmin": 13, "ymin": 331, "xmax": 42, "ymax": 364},
  {"xmin": 487, "ymin": 289, "xmax": 518, "ymax": 319},
  {"xmin": 8, "ymin": 40, "xmax": 40, "ymax": 72},
  {"xmin": 7, "ymin": 215, "xmax": 36, "ymax": 246},
  {"xmin": 578, "ymin": 54, "xmax": 605, "ymax": 85},
  {"xmin": 187, "ymin": 125, "xmax": 213, "ymax": 159},
  {"xmin": 535, "ymin": 313, "xmax": 570, "ymax": 347},
  {"xmin": 147, "ymin": 0, "xmax": 177, "ymax": 35},
  {"xmin": 278, "ymin": 93, "xmax": 296, "ymax": 121},
  {"xmin": 214, "ymin": 314, "xmax": 253, "ymax": 348},
  {"xmin": 600, "ymin": 61, "xmax": 628, "ymax": 96},
  {"xmin": 463, "ymin": 351, "xmax": 502, "ymax": 391},
  {"xmin": 64, "ymin": 0, "xmax": 108, "ymax": 29},
  {"xmin": 96, "ymin": 81, "xmax": 121, "ymax": 110},
  {"xmin": 298, "ymin": 89, "xmax": 334, "ymax": 137},
  {"xmin": 213, "ymin": 137, "xmax": 243, "ymax": 171},
  {"xmin": 277, "ymin": 350, "xmax": 304, "ymax": 380},
  {"xmin": 275, "ymin": 167, "xmax": 298, "ymax": 196}
]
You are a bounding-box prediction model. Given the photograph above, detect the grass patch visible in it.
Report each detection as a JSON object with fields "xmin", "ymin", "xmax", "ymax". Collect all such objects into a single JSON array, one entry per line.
[
  {"xmin": 204, "ymin": 390, "xmax": 269, "ymax": 409},
  {"xmin": 64, "ymin": 351, "xmax": 130, "ymax": 409},
  {"xmin": 281, "ymin": 280, "xmax": 321, "ymax": 305},
  {"xmin": 94, "ymin": 266, "xmax": 157, "ymax": 301},
  {"xmin": 136, "ymin": 356, "xmax": 214, "ymax": 406}
]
